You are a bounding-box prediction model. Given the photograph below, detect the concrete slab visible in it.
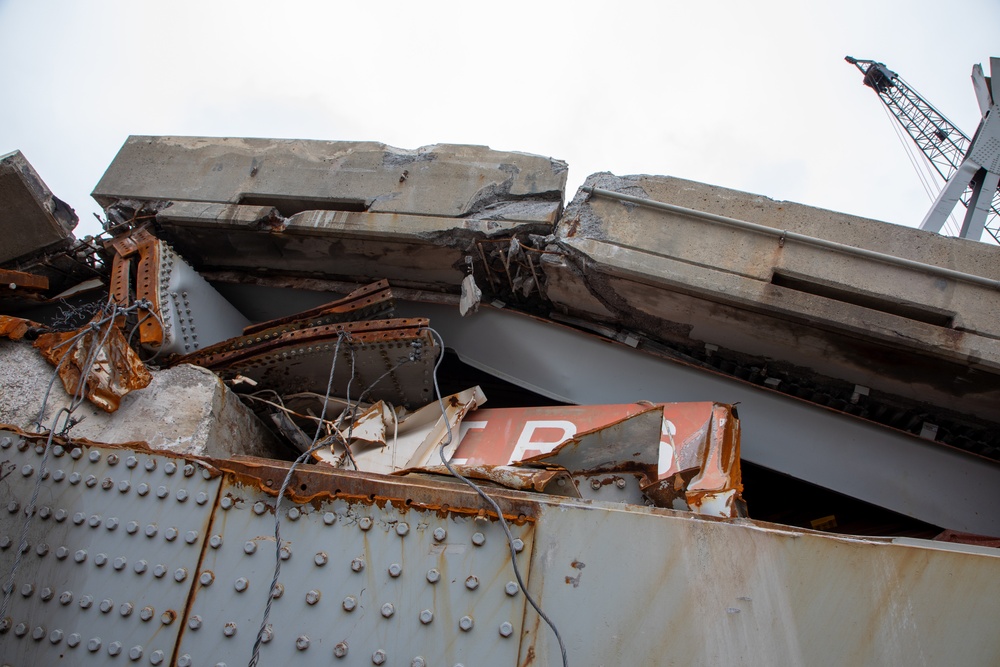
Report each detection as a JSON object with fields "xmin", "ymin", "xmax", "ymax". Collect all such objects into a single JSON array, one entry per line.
[
  {"xmin": 0, "ymin": 150, "xmax": 77, "ymax": 264},
  {"xmin": 545, "ymin": 173, "xmax": 1000, "ymax": 425},
  {"xmin": 0, "ymin": 339, "xmax": 282, "ymax": 459}
]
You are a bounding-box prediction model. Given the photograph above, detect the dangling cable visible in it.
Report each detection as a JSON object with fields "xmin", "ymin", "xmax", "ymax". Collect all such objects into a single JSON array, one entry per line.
[{"xmin": 424, "ymin": 327, "xmax": 569, "ymax": 666}]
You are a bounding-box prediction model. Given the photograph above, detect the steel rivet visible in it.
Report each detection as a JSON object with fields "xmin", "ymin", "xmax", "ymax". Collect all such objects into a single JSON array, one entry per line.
[
  {"xmin": 412, "ymin": 658, "xmax": 426, "ymax": 667},
  {"xmin": 165, "ymin": 527, "xmax": 178, "ymax": 541},
  {"xmin": 120, "ymin": 602, "xmax": 134, "ymax": 617},
  {"xmin": 359, "ymin": 517, "xmax": 373, "ymax": 531},
  {"xmin": 499, "ymin": 621, "xmax": 514, "ymax": 637},
  {"xmin": 40, "ymin": 587, "xmax": 53, "ymax": 601},
  {"xmin": 106, "ymin": 517, "xmax": 120, "ymax": 530},
  {"xmin": 35, "ymin": 543, "xmax": 49, "ymax": 556},
  {"xmin": 88, "ymin": 451, "xmax": 100, "ymax": 463},
  {"xmin": 145, "ymin": 524, "xmax": 158, "ymax": 537},
  {"xmin": 465, "ymin": 575, "xmax": 479, "ymax": 590},
  {"xmin": 127, "ymin": 521, "xmax": 140, "ymax": 534},
  {"xmin": 388, "ymin": 563, "xmax": 402, "ymax": 578},
  {"xmin": 114, "ymin": 556, "xmax": 128, "ymax": 570},
  {"xmin": 177, "ymin": 655, "xmax": 192, "ymax": 667},
  {"xmin": 271, "ymin": 583, "xmax": 284, "ymax": 599},
  {"xmin": 288, "ymin": 507, "xmax": 301, "ymax": 521},
  {"xmin": 351, "ymin": 558, "xmax": 365, "ymax": 572},
  {"xmin": 79, "ymin": 595, "xmax": 93, "ymax": 609},
  {"xmin": 176, "ymin": 489, "xmax": 189, "ymax": 502},
  {"xmin": 372, "ymin": 649, "xmax": 387, "ymax": 664},
  {"xmin": 314, "ymin": 551, "xmax": 328, "ymax": 566},
  {"xmin": 21, "ymin": 464, "xmax": 34, "ymax": 477},
  {"xmin": 14, "ymin": 623, "xmax": 27, "ymax": 637},
  {"xmin": 69, "ymin": 472, "xmax": 81, "ymax": 485},
  {"xmin": 88, "ymin": 514, "xmax": 101, "ymax": 527},
  {"xmin": 209, "ymin": 534, "xmax": 223, "ymax": 549},
  {"xmin": 74, "ymin": 549, "xmax": 87, "ymax": 563},
  {"xmin": 253, "ymin": 501, "xmax": 267, "ymax": 515},
  {"xmin": 505, "ymin": 581, "xmax": 519, "ymax": 596},
  {"xmin": 164, "ymin": 462, "xmax": 176, "ymax": 475},
  {"xmin": 140, "ymin": 606, "xmax": 154, "ymax": 622},
  {"xmin": 188, "ymin": 615, "xmax": 202, "ymax": 630},
  {"xmin": 161, "ymin": 610, "xmax": 176, "ymax": 625},
  {"xmin": 67, "ymin": 632, "xmax": 82, "ymax": 647},
  {"xmin": 54, "ymin": 508, "xmax": 67, "ymax": 522},
  {"xmin": 419, "ymin": 609, "xmax": 433, "ymax": 624},
  {"xmin": 472, "ymin": 532, "xmax": 485, "ymax": 546},
  {"xmin": 135, "ymin": 560, "xmax": 148, "ymax": 574},
  {"xmin": 150, "ymin": 650, "xmax": 165, "ymax": 664},
  {"xmin": 323, "ymin": 512, "xmax": 336, "ymax": 525},
  {"xmin": 156, "ymin": 486, "xmax": 168, "ymax": 499},
  {"xmin": 426, "ymin": 568, "xmax": 440, "ymax": 583},
  {"xmin": 244, "ymin": 541, "xmax": 257, "ymax": 555},
  {"xmin": 95, "ymin": 553, "xmax": 109, "ymax": 567},
  {"xmin": 396, "ymin": 522, "xmax": 409, "ymax": 536},
  {"xmin": 55, "ymin": 546, "xmax": 68, "ymax": 560},
  {"xmin": 200, "ymin": 571, "xmax": 215, "ymax": 586},
  {"xmin": 100, "ymin": 599, "xmax": 114, "ymax": 613},
  {"xmin": 137, "ymin": 483, "xmax": 149, "ymax": 496},
  {"xmin": 221, "ymin": 496, "xmax": 234, "ymax": 510},
  {"xmin": 88, "ymin": 637, "xmax": 102, "ymax": 651},
  {"xmin": 32, "ymin": 625, "xmax": 45, "ymax": 640},
  {"xmin": 20, "ymin": 583, "xmax": 34, "ymax": 597},
  {"xmin": 59, "ymin": 591, "xmax": 73, "ymax": 605},
  {"xmin": 296, "ymin": 635, "xmax": 310, "ymax": 650},
  {"xmin": 118, "ymin": 480, "xmax": 131, "ymax": 493},
  {"xmin": 70, "ymin": 447, "xmax": 82, "ymax": 460},
  {"xmin": 52, "ymin": 470, "xmax": 65, "ymax": 482},
  {"xmin": 342, "ymin": 596, "xmax": 357, "ymax": 611},
  {"xmin": 126, "ymin": 456, "xmax": 138, "ymax": 468},
  {"xmin": 154, "ymin": 564, "xmax": 167, "ymax": 578},
  {"xmin": 513, "ymin": 538, "xmax": 524, "ymax": 553},
  {"xmin": 334, "ymin": 641, "xmax": 349, "ymax": 658},
  {"xmin": 235, "ymin": 577, "xmax": 249, "ymax": 592},
  {"xmin": 50, "ymin": 629, "xmax": 64, "ymax": 644},
  {"xmin": 128, "ymin": 645, "xmax": 143, "ymax": 660},
  {"xmin": 305, "ymin": 589, "xmax": 321, "ymax": 605},
  {"xmin": 144, "ymin": 459, "xmax": 156, "ymax": 471},
  {"xmin": 380, "ymin": 602, "xmax": 395, "ymax": 618},
  {"xmin": 459, "ymin": 615, "xmax": 474, "ymax": 631},
  {"xmin": 433, "ymin": 527, "xmax": 447, "ymax": 541},
  {"xmin": 173, "ymin": 568, "xmax": 187, "ymax": 582},
  {"xmin": 185, "ymin": 530, "xmax": 198, "ymax": 544},
  {"xmin": 223, "ymin": 622, "xmax": 237, "ymax": 637},
  {"xmin": 196, "ymin": 492, "xmax": 209, "ymax": 505},
  {"xmin": 109, "ymin": 640, "xmax": 123, "ymax": 656}
]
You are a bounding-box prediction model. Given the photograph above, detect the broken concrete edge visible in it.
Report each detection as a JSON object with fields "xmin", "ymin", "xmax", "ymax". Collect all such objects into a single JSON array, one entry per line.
[{"xmin": 0, "ymin": 150, "xmax": 78, "ymax": 265}]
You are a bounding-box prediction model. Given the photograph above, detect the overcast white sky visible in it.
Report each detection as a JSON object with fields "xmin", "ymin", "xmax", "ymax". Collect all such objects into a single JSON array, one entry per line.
[{"xmin": 1, "ymin": 0, "xmax": 997, "ymax": 240}]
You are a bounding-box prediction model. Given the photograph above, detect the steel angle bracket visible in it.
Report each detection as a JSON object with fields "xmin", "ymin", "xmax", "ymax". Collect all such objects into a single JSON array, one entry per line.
[
  {"xmin": 177, "ymin": 460, "xmax": 537, "ymax": 667},
  {"xmin": 0, "ymin": 429, "xmax": 222, "ymax": 666}
]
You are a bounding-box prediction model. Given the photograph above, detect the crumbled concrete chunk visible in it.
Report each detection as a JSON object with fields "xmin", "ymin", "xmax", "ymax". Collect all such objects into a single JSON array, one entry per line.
[{"xmin": 0, "ymin": 150, "xmax": 77, "ymax": 264}]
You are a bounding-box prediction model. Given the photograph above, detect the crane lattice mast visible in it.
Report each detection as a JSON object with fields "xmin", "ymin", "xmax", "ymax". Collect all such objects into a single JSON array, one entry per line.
[{"xmin": 846, "ymin": 56, "xmax": 1000, "ymax": 243}]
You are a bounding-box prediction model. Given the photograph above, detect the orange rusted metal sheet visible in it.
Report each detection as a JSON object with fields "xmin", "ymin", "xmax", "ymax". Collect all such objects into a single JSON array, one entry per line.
[
  {"xmin": 0, "ymin": 315, "xmax": 42, "ymax": 340},
  {"xmin": 33, "ymin": 320, "xmax": 153, "ymax": 412},
  {"xmin": 0, "ymin": 268, "xmax": 49, "ymax": 292}
]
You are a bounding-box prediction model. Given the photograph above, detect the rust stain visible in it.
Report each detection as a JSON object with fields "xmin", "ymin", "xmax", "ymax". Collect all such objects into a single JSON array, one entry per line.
[{"xmin": 0, "ymin": 315, "xmax": 42, "ymax": 340}]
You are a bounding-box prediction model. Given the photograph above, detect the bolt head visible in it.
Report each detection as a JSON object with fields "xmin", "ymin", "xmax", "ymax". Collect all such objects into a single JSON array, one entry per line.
[
  {"xmin": 395, "ymin": 522, "xmax": 409, "ymax": 536},
  {"xmin": 465, "ymin": 575, "xmax": 479, "ymax": 590},
  {"xmin": 459, "ymin": 615, "xmax": 474, "ymax": 631},
  {"xmin": 314, "ymin": 552, "xmax": 328, "ymax": 566},
  {"xmin": 372, "ymin": 649, "xmax": 387, "ymax": 664},
  {"xmin": 128, "ymin": 646, "xmax": 143, "ymax": 660},
  {"xmin": 590, "ymin": 478, "xmax": 602, "ymax": 490},
  {"xmin": 67, "ymin": 633, "xmax": 82, "ymax": 647},
  {"xmin": 150, "ymin": 650, "xmax": 165, "ymax": 665},
  {"xmin": 235, "ymin": 577, "xmax": 249, "ymax": 592},
  {"xmin": 199, "ymin": 571, "xmax": 215, "ymax": 586},
  {"xmin": 140, "ymin": 607, "xmax": 154, "ymax": 621},
  {"xmin": 412, "ymin": 658, "xmax": 426, "ymax": 667},
  {"xmin": 426, "ymin": 568, "xmax": 440, "ymax": 583},
  {"xmin": 209, "ymin": 535, "xmax": 223, "ymax": 549},
  {"xmin": 88, "ymin": 637, "xmax": 102, "ymax": 651},
  {"xmin": 109, "ymin": 641, "xmax": 123, "ymax": 656},
  {"xmin": 188, "ymin": 616, "xmax": 202, "ymax": 630},
  {"xmin": 342, "ymin": 596, "xmax": 357, "ymax": 611},
  {"xmin": 305, "ymin": 590, "xmax": 320, "ymax": 605},
  {"xmin": 499, "ymin": 621, "xmax": 514, "ymax": 637},
  {"xmin": 323, "ymin": 512, "xmax": 336, "ymax": 525},
  {"xmin": 513, "ymin": 538, "xmax": 524, "ymax": 553},
  {"xmin": 288, "ymin": 507, "xmax": 301, "ymax": 521},
  {"xmin": 388, "ymin": 563, "xmax": 402, "ymax": 577},
  {"xmin": 505, "ymin": 581, "xmax": 519, "ymax": 596},
  {"xmin": 173, "ymin": 568, "xmax": 187, "ymax": 582},
  {"xmin": 49, "ymin": 629, "xmax": 64, "ymax": 643},
  {"xmin": 177, "ymin": 655, "xmax": 192, "ymax": 667},
  {"xmin": 616, "ymin": 477, "xmax": 627, "ymax": 489},
  {"xmin": 472, "ymin": 532, "xmax": 486, "ymax": 546},
  {"xmin": 359, "ymin": 517, "xmax": 373, "ymax": 531},
  {"xmin": 419, "ymin": 609, "xmax": 434, "ymax": 624},
  {"xmin": 296, "ymin": 635, "xmax": 310, "ymax": 650},
  {"xmin": 381, "ymin": 603, "xmax": 395, "ymax": 618},
  {"xmin": 223, "ymin": 622, "xmax": 237, "ymax": 637},
  {"xmin": 432, "ymin": 527, "xmax": 447, "ymax": 541},
  {"xmin": 351, "ymin": 558, "xmax": 365, "ymax": 572},
  {"xmin": 333, "ymin": 641, "xmax": 349, "ymax": 658},
  {"xmin": 244, "ymin": 541, "xmax": 257, "ymax": 554},
  {"xmin": 32, "ymin": 625, "xmax": 45, "ymax": 640}
]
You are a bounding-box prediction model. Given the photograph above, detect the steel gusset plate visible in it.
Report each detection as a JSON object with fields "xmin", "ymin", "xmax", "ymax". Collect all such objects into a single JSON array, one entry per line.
[
  {"xmin": 220, "ymin": 329, "xmax": 439, "ymax": 409},
  {"xmin": 0, "ymin": 430, "xmax": 221, "ymax": 665},
  {"xmin": 175, "ymin": 475, "xmax": 534, "ymax": 666}
]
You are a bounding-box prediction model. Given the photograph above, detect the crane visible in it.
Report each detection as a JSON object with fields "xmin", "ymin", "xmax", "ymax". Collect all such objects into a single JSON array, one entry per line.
[{"xmin": 845, "ymin": 56, "xmax": 1000, "ymax": 243}]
